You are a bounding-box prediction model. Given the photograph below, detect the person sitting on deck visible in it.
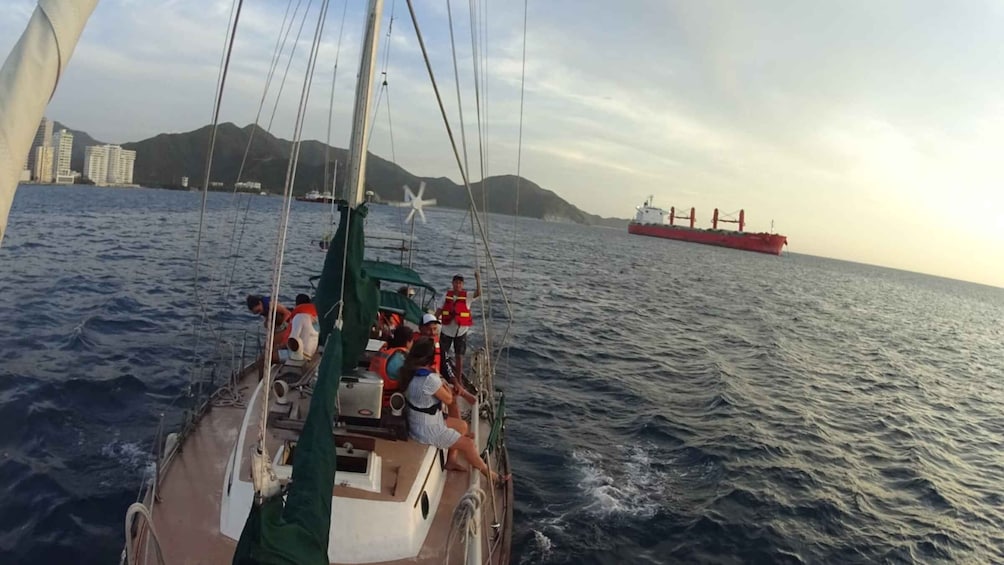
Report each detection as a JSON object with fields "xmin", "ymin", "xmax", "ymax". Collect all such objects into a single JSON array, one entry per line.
[
  {"xmin": 369, "ymin": 325, "xmax": 415, "ymax": 399},
  {"xmin": 419, "ymin": 313, "xmax": 443, "ymax": 373},
  {"xmin": 246, "ymin": 294, "xmax": 292, "ymax": 363},
  {"xmin": 399, "ymin": 337, "xmax": 508, "ymax": 484},
  {"xmin": 288, "ymin": 293, "xmax": 319, "ymax": 359},
  {"xmin": 420, "ymin": 313, "xmax": 475, "ymax": 416}
]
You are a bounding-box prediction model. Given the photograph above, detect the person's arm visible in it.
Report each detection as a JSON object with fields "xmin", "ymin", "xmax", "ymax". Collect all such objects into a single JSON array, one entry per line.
[
  {"xmin": 433, "ymin": 384, "xmax": 455, "ymax": 406},
  {"xmin": 276, "ymin": 303, "xmax": 292, "ymax": 323},
  {"xmin": 452, "ymin": 381, "xmax": 476, "ymax": 404},
  {"xmin": 471, "ymin": 271, "xmax": 482, "ymax": 300}
]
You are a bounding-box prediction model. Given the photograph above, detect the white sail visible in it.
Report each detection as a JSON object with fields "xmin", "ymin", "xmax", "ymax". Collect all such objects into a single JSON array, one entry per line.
[{"xmin": 0, "ymin": 0, "xmax": 99, "ymax": 245}]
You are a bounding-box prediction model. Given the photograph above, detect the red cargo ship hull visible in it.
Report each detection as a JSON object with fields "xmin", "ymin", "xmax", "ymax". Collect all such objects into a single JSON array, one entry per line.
[{"xmin": 628, "ymin": 223, "xmax": 787, "ymax": 255}]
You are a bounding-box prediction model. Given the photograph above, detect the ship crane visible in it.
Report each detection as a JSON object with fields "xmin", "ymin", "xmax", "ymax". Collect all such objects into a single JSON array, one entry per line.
[
  {"xmin": 669, "ymin": 206, "xmax": 696, "ymax": 228},
  {"xmin": 713, "ymin": 209, "xmax": 745, "ymax": 232}
]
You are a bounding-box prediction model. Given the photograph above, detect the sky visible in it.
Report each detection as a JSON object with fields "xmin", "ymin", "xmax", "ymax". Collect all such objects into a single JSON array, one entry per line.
[{"xmin": 2, "ymin": 0, "xmax": 1003, "ymax": 288}]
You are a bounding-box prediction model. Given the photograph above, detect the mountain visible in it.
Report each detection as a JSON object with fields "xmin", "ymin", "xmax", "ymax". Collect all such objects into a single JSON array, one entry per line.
[{"xmin": 54, "ymin": 122, "xmax": 628, "ymax": 227}]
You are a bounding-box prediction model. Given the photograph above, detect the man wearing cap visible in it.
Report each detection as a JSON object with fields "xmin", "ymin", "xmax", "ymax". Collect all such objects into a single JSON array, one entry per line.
[
  {"xmin": 439, "ymin": 272, "xmax": 481, "ymax": 379},
  {"xmin": 420, "ymin": 312, "xmax": 476, "ymax": 416},
  {"xmin": 419, "ymin": 313, "xmax": 443, "ymax": 373}
]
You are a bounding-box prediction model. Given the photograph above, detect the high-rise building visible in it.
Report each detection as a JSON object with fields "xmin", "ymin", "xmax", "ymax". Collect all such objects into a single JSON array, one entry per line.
[
  {"xmin": 27, "ymin": 118, "xmax": 53, "ymax": 179},
  {"xmin": 51, "ymin": 129, "xmax": 74, "ymax": 184},
  {"xmin": 119, "ymin": 149, "xmax": 136, "ymax": 184},
  {"xmin": 33, "ymin": 146, "xmax": 53, "ymax": 183},
  {"xmin": 84, "ymin": 145, "xmax": 108, "ymax": 184},
  {"xmin": 83, "ymin": 144, "xmax": 137, "ymax": 186}
]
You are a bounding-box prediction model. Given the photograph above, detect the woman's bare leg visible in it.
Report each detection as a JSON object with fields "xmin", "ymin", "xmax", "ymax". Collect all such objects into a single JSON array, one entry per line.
[{"xmin": 444, "ymin": 417, "xmax": 470, "ymax": 470}]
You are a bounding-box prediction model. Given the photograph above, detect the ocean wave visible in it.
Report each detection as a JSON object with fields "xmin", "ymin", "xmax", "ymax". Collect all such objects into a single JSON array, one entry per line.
[{"xmin": 3, "ymin": 188, "xmax": 1004, "ymax": 564}]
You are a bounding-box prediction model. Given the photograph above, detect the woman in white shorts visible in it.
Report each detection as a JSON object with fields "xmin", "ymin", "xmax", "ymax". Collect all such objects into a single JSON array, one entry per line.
[{"xmin": 401, "ymin": 337, "xmax": 509, "ymax": 484}]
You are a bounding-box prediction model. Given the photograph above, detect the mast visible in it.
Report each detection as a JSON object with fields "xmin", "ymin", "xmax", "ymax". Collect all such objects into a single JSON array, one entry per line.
[
  {"xmin": 343, "ymin": 0, "xmax": 384, "ymax": 207},
  {"xmin": 0, "ymin": 0, "xmax": 99, "ymax": 246}
]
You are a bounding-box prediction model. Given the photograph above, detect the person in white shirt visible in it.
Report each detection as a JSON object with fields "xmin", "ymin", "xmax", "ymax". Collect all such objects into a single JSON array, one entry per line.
[{"xmin": 288, "ymin": 293, "xmax": 319, "ymax": 359}]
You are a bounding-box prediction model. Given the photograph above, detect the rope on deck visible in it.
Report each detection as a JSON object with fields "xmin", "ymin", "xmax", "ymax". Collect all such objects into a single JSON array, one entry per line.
[
  {"xmin": 445, "ymin": 487, "xmax": 486, "ymax": 565},
  {"xmin": 124, "ymin": 502, "xmax": 166, "ymax": 565}
]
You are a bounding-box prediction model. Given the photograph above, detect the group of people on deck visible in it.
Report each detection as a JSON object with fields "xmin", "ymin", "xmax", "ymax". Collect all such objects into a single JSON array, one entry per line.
[
  {"xmin": 245, "ymin": 271, "xmax": 508, "ymax": 484},
  {"xmin": 245, "ymin": 293, "xmax": 319, "ymax": 363}
]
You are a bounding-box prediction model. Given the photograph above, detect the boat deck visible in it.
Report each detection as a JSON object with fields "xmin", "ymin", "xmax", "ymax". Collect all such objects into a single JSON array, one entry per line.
[{"xmin": 131, "ymin": 358, "xmax": 511, "ymax": 565}]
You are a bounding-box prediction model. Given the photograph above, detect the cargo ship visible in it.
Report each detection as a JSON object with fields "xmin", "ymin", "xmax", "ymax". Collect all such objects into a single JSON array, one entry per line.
[{"xmin": 628, "ymin": 197, "xmax": 787, "ymax": 255}]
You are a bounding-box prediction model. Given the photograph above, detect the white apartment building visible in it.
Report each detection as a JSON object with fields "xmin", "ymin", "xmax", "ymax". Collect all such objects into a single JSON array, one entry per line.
[
  {"xmin": 33, "ymin": 145, "xmax": 53, "ymax": 183},
  {"xmin": 51, "ymin": 129, "xmax": 74, "ymax": 184},
  {"xmin": 84, "ymin": 144, "xmax": 137, "ymax": 186},
  {"xmin": 118, "ymin": 149, "xmax": 135, "ymax": 184},
  {"xmin": 27, "ymin": 118, "xmax": 53, "ymax": 180},
  {"xmin": 83, "ymin": 145, "xmax": 108, "ymax": 184}
]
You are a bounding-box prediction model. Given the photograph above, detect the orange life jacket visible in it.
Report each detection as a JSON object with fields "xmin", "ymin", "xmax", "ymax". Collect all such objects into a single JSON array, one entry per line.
[
  {"xmin": 380, "ymin": 311, "xmax": 403, "ymax": 328},
  {"xmin": 369, "ymin": 345, "xmax": 408, "ymax": 392},
  {"xmin": 440, "ymin": 290, "xmax": 472, "ymax": 326},
  {"xmin": 291, "ymin": 303, "xmax": 318, "ymax": 319}
]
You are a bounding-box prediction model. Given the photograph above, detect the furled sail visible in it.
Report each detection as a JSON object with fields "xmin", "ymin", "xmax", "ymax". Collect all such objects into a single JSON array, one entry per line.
[
  {"xmin": 0, "ymin": 0, "xmax": 98, "ymax": 245},
  {"xmin": 233, "ymin": 204, "xmax": 379, "ymax": 565}
]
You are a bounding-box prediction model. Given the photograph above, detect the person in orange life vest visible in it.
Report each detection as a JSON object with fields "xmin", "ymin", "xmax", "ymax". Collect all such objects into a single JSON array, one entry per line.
[
  {"xmin": 369, "ymin": 325, "xmax": 415, "ymax": 399},
  {"xmin": 420, "ymin": 313, "xmax": 475, "ymax": 418},
  {"xmin": 288, "ymin": 294, "xmax": 319, "ymax": 359},
  {"xmin": 399, "ymin": 337, "xmax": 509, "ymax": 484},
  {"xmin": 376, "ymin": 286, "xmax": 414, "ymax": 338},
  {"xmin": 439, "ymin": 272, "xmax": 481, "ymax": 380},
  {"xmin": 247, "ymin": 294, "xmax": 292, "ymax": 363}
]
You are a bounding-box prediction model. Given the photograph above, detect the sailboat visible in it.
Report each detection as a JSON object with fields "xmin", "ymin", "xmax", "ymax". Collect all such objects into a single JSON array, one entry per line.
[{"xmin": 0, "ymin": 1, "xmax": 514, "ymax": 564}]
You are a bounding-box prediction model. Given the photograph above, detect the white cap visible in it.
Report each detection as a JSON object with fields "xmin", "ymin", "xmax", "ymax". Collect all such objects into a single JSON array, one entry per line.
[{"xmin": 421, "ymin": 313, "xmax": 441, "ymax": 326}]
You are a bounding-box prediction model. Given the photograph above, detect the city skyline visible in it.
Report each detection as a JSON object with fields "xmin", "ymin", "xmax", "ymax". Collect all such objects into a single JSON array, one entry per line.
[{"xmin": 2, "ymin": 1, "xmax": 1003, "ymax": 287}]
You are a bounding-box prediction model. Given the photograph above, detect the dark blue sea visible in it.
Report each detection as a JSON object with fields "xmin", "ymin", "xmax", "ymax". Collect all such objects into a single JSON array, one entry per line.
[{"xmin": 1, "ymin": 185, "xmax": 1002, "ymax": 564}]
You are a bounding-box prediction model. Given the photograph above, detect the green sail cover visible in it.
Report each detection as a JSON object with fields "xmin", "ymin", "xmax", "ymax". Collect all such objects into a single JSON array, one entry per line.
[{"xmin": 233, "ymin": 204, "xmax": 379, "ymax": 565}]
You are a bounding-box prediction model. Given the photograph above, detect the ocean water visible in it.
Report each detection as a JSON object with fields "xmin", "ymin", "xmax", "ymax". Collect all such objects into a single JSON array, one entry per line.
[{"xmin": 1, "ymin": 185, "xmax": 1002, "ymax": 564}]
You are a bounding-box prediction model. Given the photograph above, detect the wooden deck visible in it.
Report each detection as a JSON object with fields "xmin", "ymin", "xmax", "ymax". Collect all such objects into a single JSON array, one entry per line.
[{"xmin": 129, "ymin": 358, "xmax": 512, "ymax": 565}]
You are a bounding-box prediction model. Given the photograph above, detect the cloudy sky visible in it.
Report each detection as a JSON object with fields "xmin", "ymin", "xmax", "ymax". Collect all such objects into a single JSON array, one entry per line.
[{"xmin": 3, "ymin": 0, "xmax": 1003, "ymax": 287}]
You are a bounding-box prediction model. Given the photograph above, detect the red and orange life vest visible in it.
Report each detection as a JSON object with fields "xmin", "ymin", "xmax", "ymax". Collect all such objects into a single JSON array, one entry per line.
[
  {"xmin": 369, "ymin": 345, "xmax": 408, "ymax": 393},
  {"xmin": 440, "ymin": 290, "xmax": 472, "ymax": 326},
  {"xmin": 291, "ymin": 303, "xmax": 318, "ymax": 320}
]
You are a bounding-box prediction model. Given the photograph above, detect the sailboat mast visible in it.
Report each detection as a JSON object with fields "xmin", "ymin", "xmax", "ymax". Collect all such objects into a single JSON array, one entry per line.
[{"xmin": 342, "ymin": 0, "xmax": 384, "ymax": 208}]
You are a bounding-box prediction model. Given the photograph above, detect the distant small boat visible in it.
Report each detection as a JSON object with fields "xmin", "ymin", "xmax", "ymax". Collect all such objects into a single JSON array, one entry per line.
[
  {"xmin": 296, "ymin": 190, "xmax": 335, "ymax": 203},
  {"xmin": 628, "ymin": 196, "xmax": 788, "ymax": 255}
]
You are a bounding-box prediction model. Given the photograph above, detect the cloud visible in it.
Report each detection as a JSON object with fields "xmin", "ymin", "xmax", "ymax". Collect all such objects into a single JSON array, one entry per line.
[{"xmin": 1, "ymin": 0, "xmax": 1002, "ymax": 285}]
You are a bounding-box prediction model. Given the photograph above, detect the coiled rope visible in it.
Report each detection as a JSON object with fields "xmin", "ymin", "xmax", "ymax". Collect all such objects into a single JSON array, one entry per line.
[
  {"xmin": 445, "ymin": 487, "xmax": 486, "ymax": 565},
  {"xmin": 124, "ymin": 503, "xmax": 166, "ymax": 565}
]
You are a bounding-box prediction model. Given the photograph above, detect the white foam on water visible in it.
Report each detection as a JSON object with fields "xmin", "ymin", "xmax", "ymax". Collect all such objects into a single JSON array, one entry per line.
[
  {"xmin": 572, "ymin": 445, "xmax": 663, "ymax": 519},
  {"xmin": 100, "ymin": 439, "xmax": 155, "ymax": 481},
  {"xmin": 522, "ymin": 529, "xmax": 553, "ymax": 563}
]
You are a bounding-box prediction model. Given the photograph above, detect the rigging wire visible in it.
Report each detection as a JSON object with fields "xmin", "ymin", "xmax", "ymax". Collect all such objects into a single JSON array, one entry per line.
[
  {"xmin": 200, "ymin": 0, "xmax": 310, "ymax": 399},
  {"xmin": 214, "ymin": 0, "xmax": 314, "ymax": 329},
  {"xmin": 323, "ymin": 0, "xmax": 350, "ymax": 204},
  {"xmin": 259, "ymin": 0, "xmax": 333, "ymax": 452},
  {"xmin": 190, "ymin": 0, "xmax": 244, "ymax": 398},
  {"xmin": 503, "ymin": 0, "xmax": 529, "ymax": 372},
  {"xmin": 404, "ymin": 0, "xmax": 513, "ymax": 378},
  {"xmin": 219, "ymin": 0, "xmax": 301, "ymax": 304},
  {"xmin": 445, "ymin": 0, "xmax": 486, "ymax": 347},
  {"xmin": 469, "ymin": 0, "xmax": 494, "ymax": 351},
  {"xmin": 367, "ymin": 0, "xmax": 398, "ymax": 165},
  {"xmin": 468, "ymin": 0, "xmax": 490, "ymax": 246}
]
